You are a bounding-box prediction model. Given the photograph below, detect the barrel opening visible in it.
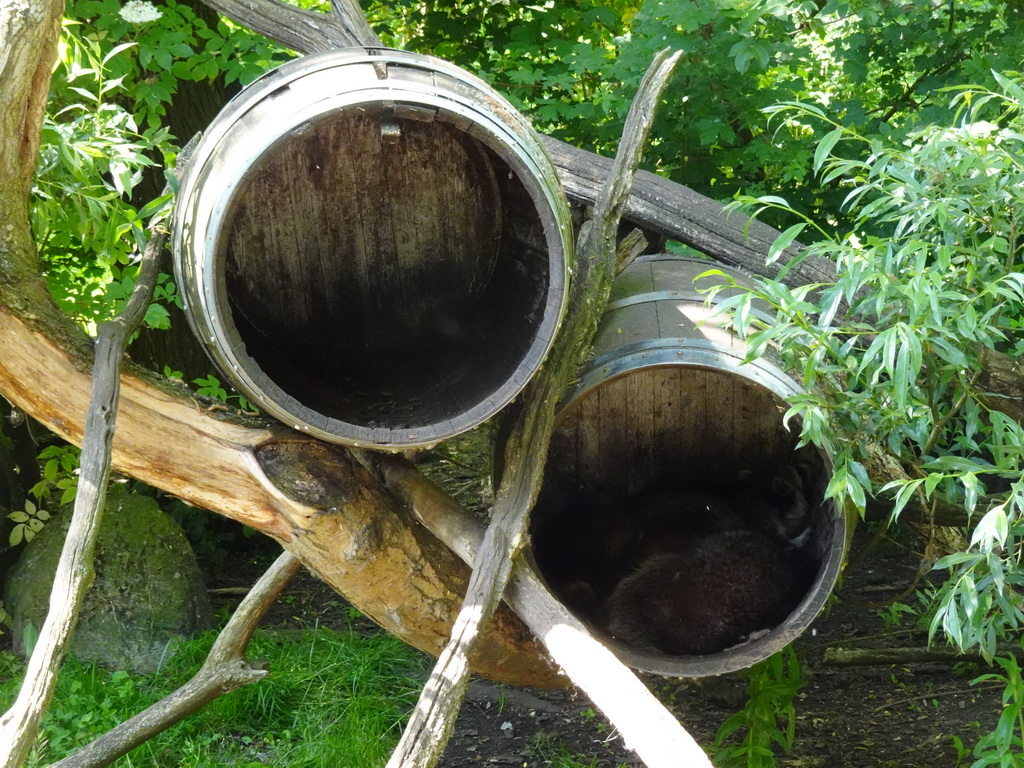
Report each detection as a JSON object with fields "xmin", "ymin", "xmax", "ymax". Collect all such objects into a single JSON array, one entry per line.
[
  {"xmin": 217, "ymin": 109, "xmax": 554, "ymax": 432},
  {"xmin": 524, "ymin": 253, "xmax": 846, "ymax": 676},
  {"xmin": 530, "ymin": 369, "xmax": 838, "ymax": 673}
]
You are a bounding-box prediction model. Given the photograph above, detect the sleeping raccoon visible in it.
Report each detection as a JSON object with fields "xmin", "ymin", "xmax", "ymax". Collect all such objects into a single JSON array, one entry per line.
[
  {"xmin": 616, "ymin": 489, "xmax": 745, "ymax": 563},
  {"xmin": 602, "ymin": 527, "xmax": 815, "ymax": 655},
  {"xmin": 544, "ymin": 489, "xmax": 742, "ymax": 618},
  {"xmin": 732, "ymin": 464, "xmax": 812, "ymax": 547},
  {"xmin": 598, "ymin": 465, "xmax": 817, "ymax": 655}
]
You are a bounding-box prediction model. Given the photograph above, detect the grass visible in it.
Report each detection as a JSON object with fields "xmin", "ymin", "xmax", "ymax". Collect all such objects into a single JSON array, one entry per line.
[
  {"xmin": 0, "ymin": 626, "xmax": 429, "ymax": 767},
  {"xmin": 525, "ymin": 731, "xmax": 631, "ymax": 768}
]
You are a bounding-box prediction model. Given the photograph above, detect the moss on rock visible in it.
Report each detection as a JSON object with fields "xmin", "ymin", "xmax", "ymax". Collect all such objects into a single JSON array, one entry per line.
[{"xmin": 3, "ymin": 487, "xmax": 213, "ymax": 672}]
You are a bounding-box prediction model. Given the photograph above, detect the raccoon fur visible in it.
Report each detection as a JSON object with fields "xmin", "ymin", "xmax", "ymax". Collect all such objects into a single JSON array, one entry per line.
[{"xmin": 602, "ymin": 528, "xmax": 814, "ymax": 655}]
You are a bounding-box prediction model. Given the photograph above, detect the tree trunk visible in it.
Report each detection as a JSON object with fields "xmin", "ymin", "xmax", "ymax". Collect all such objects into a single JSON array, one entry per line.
[{"xmin": 0, "ymin": 305, "xmax": 559, "ymax": 685}]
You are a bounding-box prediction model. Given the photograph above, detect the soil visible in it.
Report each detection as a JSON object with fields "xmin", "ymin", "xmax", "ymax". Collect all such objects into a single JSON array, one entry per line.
[{"xmin": 201, "ymin": 520, "xmax": 1001, "ymax": 768}]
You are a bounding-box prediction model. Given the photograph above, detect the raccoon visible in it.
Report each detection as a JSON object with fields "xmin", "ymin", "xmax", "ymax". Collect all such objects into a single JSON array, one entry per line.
[
  {"xmin": 598, "ymin": 466, "xmax": 817, "ymax": 655},
  {"xmin": 602, "ymin": 528, "xmax": 815, "ymax": 655},
  {"xmin": 540, "ymin": 490, "xmax": 742, "ymax": 619},
  {"xmin": 612, "ymin": 489, "xmax": 746, "ymax": 574},
  {"xmin": 731, "ymin": 464, "xmax": 813, "ymax": 547}
]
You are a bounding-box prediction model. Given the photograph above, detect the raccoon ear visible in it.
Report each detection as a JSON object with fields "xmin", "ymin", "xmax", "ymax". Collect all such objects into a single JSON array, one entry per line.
[{"xmin": 770, "ymin": 470, "xmax": 800, "ymax": 499}]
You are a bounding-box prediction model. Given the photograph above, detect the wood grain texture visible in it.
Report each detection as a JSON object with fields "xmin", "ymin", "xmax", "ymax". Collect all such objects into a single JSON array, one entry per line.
[
  {"xmin": 201, "ymin": 0, "xmax": 379, "ymax": 53},
  {"xmin": 541, "ymin": 136, "xmax": 838, "ymax": 288},
  {"xmin": 547, "ymin": 255, "xmax": 800, "ymax": 501},
  {"xmin": 176, "ymin": 51, "xmax": 570, "ymax": 446},
  {"xmin": 225, "ymin": 113, "xmax": 501, "ymax": 353}
]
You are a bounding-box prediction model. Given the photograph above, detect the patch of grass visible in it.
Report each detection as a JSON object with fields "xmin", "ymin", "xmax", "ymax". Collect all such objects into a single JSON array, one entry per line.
[
  {"xmin": 0, "ymin": 627, "xmax": 429, "ymax": 766},
  {"xmin": 525, "ymin": 731, "xmax": 615, "ymax": 768}
]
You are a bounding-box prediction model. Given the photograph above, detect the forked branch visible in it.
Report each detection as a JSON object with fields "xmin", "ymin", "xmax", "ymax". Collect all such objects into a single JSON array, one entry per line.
[{"xmin": 48, "ymin": 551, "xmax": 302, "ymax": 768}]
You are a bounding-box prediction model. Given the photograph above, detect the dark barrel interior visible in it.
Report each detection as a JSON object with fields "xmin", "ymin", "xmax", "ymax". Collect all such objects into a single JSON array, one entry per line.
[
  {"xmin": 173, "ymin": 48, "xmax": 571, "ymax": 447},
  {"xmin": 221, "ymin": 111, "xmax": 552, "ymax": 431},
  {"xmin": 528, "ymin": 255, "xmax": 848, "ymax": 677}
]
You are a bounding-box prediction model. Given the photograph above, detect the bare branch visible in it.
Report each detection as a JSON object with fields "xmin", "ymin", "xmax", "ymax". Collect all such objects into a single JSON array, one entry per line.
[
  {"xmin": 0, "ymin": 205, "xmax": 170, "ymax": 768},
  {"xmin": 48, "ymin": 551, "xmax": 302, "ymax": 768},
  {"xmin": 201, "ymin": 0, "xmax": 380, "ymax": 53},
  {"xmin": 383, "ymin": 49, "xmax": 684, "ymax": 768},
  {"xmin": 365, "ymin": 451, "xmax": 713, "ymax": 768}
]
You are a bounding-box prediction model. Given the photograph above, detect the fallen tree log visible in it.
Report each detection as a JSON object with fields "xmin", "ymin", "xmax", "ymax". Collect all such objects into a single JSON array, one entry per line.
[{"xmin": 0, "ymin": 309, "xmax": 557, "ymax": 685}]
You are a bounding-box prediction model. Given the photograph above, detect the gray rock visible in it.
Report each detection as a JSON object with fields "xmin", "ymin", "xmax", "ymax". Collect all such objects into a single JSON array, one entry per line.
[{"xmin": 3, "ymin": 488, "xmax": 213, "ymax": 672}]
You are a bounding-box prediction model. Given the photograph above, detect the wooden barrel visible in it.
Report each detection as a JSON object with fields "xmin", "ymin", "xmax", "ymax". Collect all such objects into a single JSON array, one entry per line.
[
  {"xmin": 172, "ymin": 48, "xmax": 572, "ymax": 448},
  {"xmin": 530, "ymin": 254, "xmax": 848, "ymax": 677}
]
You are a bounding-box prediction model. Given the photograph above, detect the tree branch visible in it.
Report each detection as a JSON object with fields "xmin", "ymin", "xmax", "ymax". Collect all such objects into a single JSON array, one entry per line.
[
  {"xmin": 0, "ymin": 209, "xmax": 170, "ymax": 768},
  {"xmin": 364, "ymin": 451, "xmax": 713, "ymax": 768},
  {"xmin": 48, "ymin": 551, "xmax": 302, "ymax": 768},
  {"xmin": 197, "ymin": 0, "xmax": 836, "ymax": 291},
  {"xmin": 383, "ymin": 49, "xmax": 684, "ymax": 768},
  {"xmin": 201, "ymin": 0, "xmax": 380, "ymax": 53}
]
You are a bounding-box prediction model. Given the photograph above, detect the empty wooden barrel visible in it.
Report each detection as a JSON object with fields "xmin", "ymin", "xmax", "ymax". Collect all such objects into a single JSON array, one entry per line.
[
  {"xmin": 172, "ymin": 48, "xmax": 572, "ymax": 448},
  {"xmin": 530, "ymin": 254, "xmax": 848, "ymax": 677}
]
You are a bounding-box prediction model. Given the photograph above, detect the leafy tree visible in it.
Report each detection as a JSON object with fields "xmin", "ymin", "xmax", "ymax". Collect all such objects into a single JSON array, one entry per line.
[
  {"xmin": 709, "ymin": 74, "xmax": 1024, "ymax": 766},
  {"xmin": 377, "ymin": 0, "xmax": 1024, "ymax": 231}
]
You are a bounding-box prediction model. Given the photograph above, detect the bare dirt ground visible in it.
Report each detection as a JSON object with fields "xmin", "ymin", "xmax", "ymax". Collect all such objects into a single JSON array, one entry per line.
[{"xmin": 221, "ymin": 519, "xmax": 1000, "ymax": 768}]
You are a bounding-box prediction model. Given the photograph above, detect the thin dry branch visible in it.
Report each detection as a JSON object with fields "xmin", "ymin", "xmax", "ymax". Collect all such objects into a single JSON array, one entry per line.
[
  {"xmin": 383, "ymin": 49, "xmax": 684, "ymax": 768},
  {"xmin": 822, "ymin": 645, "xmax": 985, "ymax": 667},
  {"xmin": 47, "ymin": 551, "xmax": 302, "ymax": 768},
  {"xmin": 201, "ymin": 0, "xmax": 380, "ymax": 52},
  {"xmin": 0, "ymin": 221, "xmax": 168, "ymax": 768},
  {"xmin": 364, "ymin": 451, "xmax": 714, "ymax": 768}
]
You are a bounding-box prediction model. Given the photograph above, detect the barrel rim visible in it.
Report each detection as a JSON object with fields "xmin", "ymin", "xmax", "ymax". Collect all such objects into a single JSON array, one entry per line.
[
  {"xmin": 172, "ymin": 47, "xmax": 573, "ymax": 448},
  {"xmin": 560, "ymin": 338, "xmax": 804, "ymax": 422},
  {"xmin": 526, "ymin": 456, "xmax": 850, "ymax": 678}
]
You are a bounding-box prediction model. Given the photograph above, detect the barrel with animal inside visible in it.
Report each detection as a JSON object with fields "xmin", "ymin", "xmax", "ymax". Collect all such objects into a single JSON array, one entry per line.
[
  {"xmin": 172, "ymin": 48, "xmax": 572, "ymax": 448},
  {"xmin": 529, "ymin": 254, "xmax": 849, "ymax": 677}
]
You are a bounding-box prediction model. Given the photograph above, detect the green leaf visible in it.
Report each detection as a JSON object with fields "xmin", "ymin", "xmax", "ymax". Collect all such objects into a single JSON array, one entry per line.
[
  {"xmin": 767, "ymin": 223, "xmax": 807, "ymax": 266},
  {"xmin": 814, "ymin": 128, "xmax": 844, "ymax": 173},
  {"xmin": 933, "ymin": 552, "xmax": 978, "ymax": 568},
  {"xmin": 101, "ymin": 41, "xmax": 136, "ymax": 66},
  {"xmin": 971, "ymin": 503, "xmax": 1009, "ymax": 549},
  {"xmin": 882, "ymin": 478, "xmax": 924, "ymax": 519}
]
